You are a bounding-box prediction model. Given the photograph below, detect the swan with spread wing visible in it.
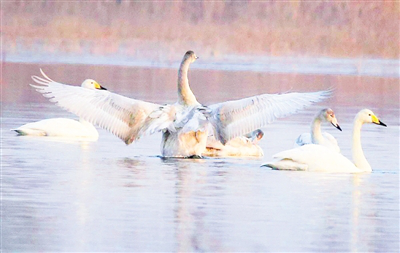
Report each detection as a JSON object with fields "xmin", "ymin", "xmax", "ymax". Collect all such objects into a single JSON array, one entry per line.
[
  {"xmin": 30, "ymin": 51, "xmax": 331, "ymax": 158},
  {"xmin": 13, "ymin": 79, "xmax": 106, "ymax": 139}
]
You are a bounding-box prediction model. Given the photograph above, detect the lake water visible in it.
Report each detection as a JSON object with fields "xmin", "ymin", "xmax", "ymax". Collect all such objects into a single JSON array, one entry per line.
[{"xmin": 2, "ymin": 62, "xmax": 399, "ymax": 252}]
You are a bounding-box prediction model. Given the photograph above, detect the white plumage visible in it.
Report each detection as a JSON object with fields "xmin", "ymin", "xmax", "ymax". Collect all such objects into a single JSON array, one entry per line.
[
  {"xmin": 294, "ymin": 108, "xmax": 342, "ymax": 152},
  {"xmin": 204, "ymin": 129, "xmax": 264, "ymax": 157},
  {"xmin": 31, "ymin": 71, "xmax": 161, "ymax": 144},
  {"xmin": 30, "ymin": 50, "xmax": 332, "ymax": 158},
  {"xmin": 13, "ymin": 79, "xmax": 107, "ymax": 140},
  {"xmin": 208, "ymin": 92, "xmax": 333, "ymax": 144},
  {"xmin": 262, "ymin": 109, "xmax": 387, "ymax": 173}
]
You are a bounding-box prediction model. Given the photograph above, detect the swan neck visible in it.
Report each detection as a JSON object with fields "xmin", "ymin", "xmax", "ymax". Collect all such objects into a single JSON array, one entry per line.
[
  {"xmin": 178, "ymin": 59, "xmax": 198, "ymax": 106},
  {"xmin": 352, "ymin": 117, "xmax": 371, "ymax": 171},
  {"xmin": 311, "ymin": 118, "xmax": 323, "ymax": 144}
]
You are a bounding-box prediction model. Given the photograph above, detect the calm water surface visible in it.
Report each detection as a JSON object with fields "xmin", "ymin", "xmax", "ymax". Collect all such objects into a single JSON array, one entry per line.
[{"xmin": 2, "ymin": 62, "xmax": 399, "ymax": 252}]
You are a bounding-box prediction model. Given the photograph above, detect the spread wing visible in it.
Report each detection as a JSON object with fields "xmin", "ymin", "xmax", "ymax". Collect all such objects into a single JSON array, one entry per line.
[
  {"xmin": 207, "ymin": 90, "xmax": 332, "ymax": 144},
  {"xmin": 30, "ymin": 69, "xmax": 161, "ymax": 144}
]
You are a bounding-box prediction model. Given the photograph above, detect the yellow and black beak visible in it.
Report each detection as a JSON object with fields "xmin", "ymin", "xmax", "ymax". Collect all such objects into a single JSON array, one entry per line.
[
  {"xmin": 376, "ymin": 120, "xmax": 387, "ymax": 127},
  {"xmin": 95, "ymin": 82, "xmax": 107, "ymax": 90},
  {"xmin": 372, "ymin": 115, "xmax": 387, "ymax": 127}
]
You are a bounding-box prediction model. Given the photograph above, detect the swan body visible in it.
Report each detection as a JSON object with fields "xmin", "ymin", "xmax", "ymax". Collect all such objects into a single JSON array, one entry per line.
[
  {"xmin": 146, "ymin": 104, "xmax": 209, "ymax": 157},
  {"xmin": 204, "ymin": 129, "xmax": 264, "ymax": 157},
  {"xmin": 13, "ymin": 79, "xmax": 106, "ymax": 139},
  {"xmin": 262, "ymin": 109, "xmax": 386, "ymax": 173},
  {"xmin": 30, "ymin": 51, "xmax": 332, "ymax": 158},
  {"xmin": 295, "ymin": 108, "xmax": 342, "ymax": 152},
  {"xmin": 13, "ymin": 118, "xmax": 98, "ymax": 139}
]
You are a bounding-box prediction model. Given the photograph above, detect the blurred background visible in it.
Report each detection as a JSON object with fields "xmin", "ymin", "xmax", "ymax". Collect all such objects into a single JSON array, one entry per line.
[{"xmin": 3, "ymin": 1, "xmax": 399, "ymax": 62}]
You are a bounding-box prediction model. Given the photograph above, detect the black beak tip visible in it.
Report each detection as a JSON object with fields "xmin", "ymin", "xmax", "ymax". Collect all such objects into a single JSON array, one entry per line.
[
  {"xmin": 379, "ymin": 121, "xmax": 387, "ymax": 127},
  {"xmin": 333, "ymin": 123, "xmax": 342, "ymax": 131},
  {"xmin": 100, "ymin": 86, "xmax": 107, "ymax": 90}
]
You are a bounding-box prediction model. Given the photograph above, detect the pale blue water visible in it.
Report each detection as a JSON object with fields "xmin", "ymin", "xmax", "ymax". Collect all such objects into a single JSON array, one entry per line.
[
  {"xmin": 2, "ymin": 62, "xmax": 399, "ymax": 252},
  {"xmin": 5, "ymin": 52, "xmax": 399, "ymax": 78}
]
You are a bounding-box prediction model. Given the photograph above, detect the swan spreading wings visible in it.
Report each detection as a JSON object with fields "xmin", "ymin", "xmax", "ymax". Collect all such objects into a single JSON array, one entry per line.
[
  {"xmin": 30, "ymin": 51, "xmax": 332, "ymax": 158},
  {"xmin": 13, "ymin": 79, "xmax": 107, "ymax": 139}
]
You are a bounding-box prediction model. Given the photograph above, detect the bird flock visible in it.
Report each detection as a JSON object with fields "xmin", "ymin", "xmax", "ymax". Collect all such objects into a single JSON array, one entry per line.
[{"xmin": 14, "ymin": 50, "xmax": 387, "ymax": 173}]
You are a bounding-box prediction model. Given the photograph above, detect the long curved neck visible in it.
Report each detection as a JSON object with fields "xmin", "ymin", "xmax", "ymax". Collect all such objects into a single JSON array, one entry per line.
[
  {"xmin": 178, "ymin": 59, "xmax": 198, "ymax": 106},
  {"xmin": 311, "ymin": 117, "xmax": 323, "ymax": 144},
  {"xmin": 352, "ymin": 118, "xmax": 371, "ymax": 171}
]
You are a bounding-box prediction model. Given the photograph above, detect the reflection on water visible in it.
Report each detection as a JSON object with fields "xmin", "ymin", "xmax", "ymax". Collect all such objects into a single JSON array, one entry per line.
[{"xmin": 2, "ymin": 62, "xmax": 399, "ymax": 252}]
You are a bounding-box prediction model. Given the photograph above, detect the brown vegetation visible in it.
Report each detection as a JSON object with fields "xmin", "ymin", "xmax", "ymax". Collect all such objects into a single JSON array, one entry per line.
[{"xmin": 3, "ymin": 1, "xmax": 399, "ymax": 60}]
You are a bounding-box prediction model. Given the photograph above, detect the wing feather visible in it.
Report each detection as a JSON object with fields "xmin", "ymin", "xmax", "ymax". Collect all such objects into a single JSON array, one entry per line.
[
  {"xmin": 208, "ymin": 90, "xmax": 332, "ymax": 144},
  {"xmin": 30, "ymin": 69, "xmax": 161, "ymax": 144}
]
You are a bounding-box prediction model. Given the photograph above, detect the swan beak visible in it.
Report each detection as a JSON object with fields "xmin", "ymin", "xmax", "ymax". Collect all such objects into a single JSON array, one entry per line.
[
  {"xmin": 331, "ymin": 122, "xmax": 342, "ymax": 131},
  {"xmin": 372, "ymin": 115, "xmax": 387, "ymax": 127},
  {"xmin": 95, "ymin": 82, "xmax": 107, "ymax": 90},
  {"xmin": 376, "ymin": 120, "xmax": 387, "ymax": 127}
]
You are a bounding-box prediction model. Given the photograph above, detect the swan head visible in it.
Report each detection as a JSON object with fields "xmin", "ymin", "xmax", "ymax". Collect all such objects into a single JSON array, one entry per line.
[
  {"xmin": 81, "ymin": 79, "xmax": 107, "ymax": 90},
  {"xmin": 183, "ymin": 50, "xmax": 199, "ymax": 63},
  {"xmin": 320, "ymin": 108, "xmax": 342, "ymax": 131},
  {"xmin": 244, "ymin": 129, "xmax": 264, "ymax": 144},
  {"xmin": 357, "ymin": 109, "xmax": 387, "ymax": 127},
  {"xmin": 254, "ymin": 129, "xmax": 264, "ymax": 143}
]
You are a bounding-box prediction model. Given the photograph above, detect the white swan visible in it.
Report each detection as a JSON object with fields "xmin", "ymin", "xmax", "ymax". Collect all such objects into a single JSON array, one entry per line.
[
  {"xmin": 262, "ymin": 109, "xmax": 387, "ymax": 173},
  {"xmin": 294, "ymin": 108, "xmax": 342, "ymax": 152},
  {"xmin": 30, "ymin": 50, "xmax": 332, "ymax": 158},
  {"xmin": 204, "ymin": 129, "xmax": 264, "ymax": 157},
  {"xmin": 13, "ymin": 79, "xmax": 107, "ymax": 139}
]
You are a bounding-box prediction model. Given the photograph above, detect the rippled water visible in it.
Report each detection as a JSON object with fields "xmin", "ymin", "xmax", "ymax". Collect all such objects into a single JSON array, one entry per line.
[{"xmin": 2, "ymin": 62, "xmax": 399, "ymax": 252}]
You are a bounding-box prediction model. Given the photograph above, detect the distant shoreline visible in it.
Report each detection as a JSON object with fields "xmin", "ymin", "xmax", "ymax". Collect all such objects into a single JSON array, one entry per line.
[
  {"xmin": 4, "ymin": 51, "xmax": 399, "ymax": 78},
  {"xmin": 4, "ymin": 2, "xmax": 399, "ymax": 60}
]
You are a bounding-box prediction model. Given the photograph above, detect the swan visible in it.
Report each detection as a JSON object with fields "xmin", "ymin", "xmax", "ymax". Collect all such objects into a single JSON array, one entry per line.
[
  {"xmin": 204, "ymin": 129, "xmax": 264, "ymax": 157},
  {"xmin": 12, "ymin": 79, "xmax": 107, "ymax": 139},
  {"xmin": 262, "ymin": 109, "xmax": 387, "ymax": 173},
  {"xmin": 294, "ymin": 108, "xmax": 342, "ymax": 152},
  {"xmin": 30, "ymin": 50, "xmax": 332, "ymax": 158}
]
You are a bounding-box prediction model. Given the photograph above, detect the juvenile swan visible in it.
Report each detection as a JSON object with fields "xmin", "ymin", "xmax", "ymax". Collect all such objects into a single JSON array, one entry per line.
[
  {"xmin": 204, "ymin": 129, "xmax": 264, "ymax": 157},
  {"xmin": 262, "ymin": 109, "xmax": 386, "ymax": 173},
  {"xmin": 30, "ymin": 51, "xmax": 331, "ymax": 158},
  {"xmin": 13, "ymin": 79, "xmax": 107, "ymax": 139},
  {"xmin": 295, "ymin": 108, "xmax": 342, "ymax": 152}
]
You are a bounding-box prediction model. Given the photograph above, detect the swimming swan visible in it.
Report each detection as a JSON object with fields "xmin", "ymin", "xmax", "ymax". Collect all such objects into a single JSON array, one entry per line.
[
  {"xmin": 294, "ymin": 108, "xmax": 342, "ymax": 152},
  {"xmin": 13, "ymin": 79, "xmax": 107, "ymax": 139},
  {"xmin": 30, "ymin": 51, "xmax": 331, "ymax": 158},
  {"xmin": 262, "ymin": 109, "xmax": 386, "ymax": 173},
  {"xmin": 204, "ymin": 129, "xmax": 264, "ymax": 157}
]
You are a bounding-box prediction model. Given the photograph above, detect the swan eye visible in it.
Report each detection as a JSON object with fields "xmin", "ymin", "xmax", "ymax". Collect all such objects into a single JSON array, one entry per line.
[{"xmin": 368, "ymin": 114, "xmax": 371, "ymax": 116}]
